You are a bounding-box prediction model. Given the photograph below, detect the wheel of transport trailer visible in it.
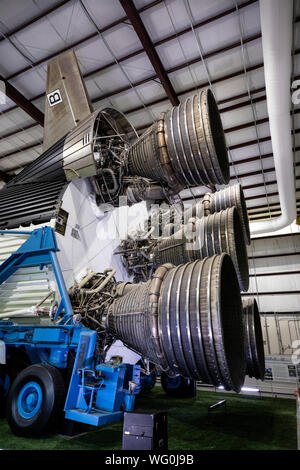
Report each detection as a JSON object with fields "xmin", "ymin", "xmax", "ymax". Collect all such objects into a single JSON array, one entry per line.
[
  {"xmin": 137, "ymin": 360, "xmax": 157, "ymax": 394},
  {"xmin": 6, "ymin": 364, "xmax": 65, "ymax": 437},
  {"xmin": 139, "ymin": 370, "xmax": 157, "ymax": 394},
  {"xmin": 160, "ymin": 373, "xmax": 197, "ymax": 398}
]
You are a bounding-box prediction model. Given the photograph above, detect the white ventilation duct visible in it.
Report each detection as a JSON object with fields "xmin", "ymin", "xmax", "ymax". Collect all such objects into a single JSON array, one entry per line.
[{"xmin": 250, "ymin": 0, "xmax": 296, "ymax": 235}]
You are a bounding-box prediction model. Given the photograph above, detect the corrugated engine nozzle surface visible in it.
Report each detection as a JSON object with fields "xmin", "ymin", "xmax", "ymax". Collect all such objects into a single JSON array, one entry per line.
[
  {"xmin": 107, "ymin": 254, "xmax": 246, "ymax": 392},
  {"xmin": 243, "ymin": 297, "xmax": 265, "ymax": 380},
  {"xmin": 128, "ymin": 89, "xmax": 229, "ymax": 188},
  {"xmin": 184, "ymin": 183, "xmax": 250, "ymax": 246},
  {"xmin": 153, "ymin": 207, "xmax": 249, "ymax": 291}
]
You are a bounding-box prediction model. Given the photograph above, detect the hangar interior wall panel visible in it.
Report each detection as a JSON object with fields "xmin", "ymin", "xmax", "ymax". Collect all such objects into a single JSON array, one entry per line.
[
  {"xmin": 237, "ymin": 231, "xmax": 300, "ymax": 395},
  {"xmin": 246, "ymin": 233, "xmax": 300, "ymax": 310},
  {"xmin": 198, "ymin": 355, "xmax": 300, "ymax": 398},
  {"xmin": 244, "ymin": 233, "xmax": 300, "ymax": 355}
]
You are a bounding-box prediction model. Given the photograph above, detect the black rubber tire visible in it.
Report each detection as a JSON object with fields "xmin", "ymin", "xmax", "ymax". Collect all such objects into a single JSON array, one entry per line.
[
  {"xmin": 161, "ymin": 373, "xmax": 196, "ymax": 398},
  {"xmin": 139, "ymin": 371, "xmax": 157, "ymax": 394},
  {"xmin": 6, "ymin": 364, "xmax": 65, "ymax": 437},
  {"xmin": 6, "ymin": 348, "xmax": 30, "ymax": 384},
  {"xmin": 1, "ymin": 349, "xmax": 30, "ymax": 419},
  {"xmin": 0, "ymin": 365, "xmax": 9, "ymax": 418},
  {"xmin": 136, "ymin": 360, "xmax": 157, "ymax": 395}
]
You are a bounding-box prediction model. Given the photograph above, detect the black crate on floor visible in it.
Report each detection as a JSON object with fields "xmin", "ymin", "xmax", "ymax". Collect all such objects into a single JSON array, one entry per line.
[{"xmin": 122, "ymin": 410, "xmax": 168, "ymax": 450}]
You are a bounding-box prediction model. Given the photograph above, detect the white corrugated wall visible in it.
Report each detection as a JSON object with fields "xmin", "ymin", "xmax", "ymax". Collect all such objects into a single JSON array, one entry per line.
[
  {"xmin": 244, "ymin": 231, "xmax": 300, "ymax": 355},
  {"xmin": 240, "ymin": 229, "xmax": 300, "ymax": 396},
  {"xmin": 0, "ymin": 227, "xmax": 56, "ymax": 319}
]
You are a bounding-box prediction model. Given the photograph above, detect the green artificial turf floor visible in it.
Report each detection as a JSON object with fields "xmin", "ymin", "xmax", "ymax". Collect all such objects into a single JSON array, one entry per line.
[{"xmin": 0, "ymin": 387, "xmax": 297, "ymax": 450}]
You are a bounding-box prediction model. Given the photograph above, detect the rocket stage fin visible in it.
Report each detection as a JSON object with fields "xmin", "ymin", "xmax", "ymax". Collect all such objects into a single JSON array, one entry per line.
[{"xmin": 43, "ymin": 50, "xmax": 93, "ymax": 152}]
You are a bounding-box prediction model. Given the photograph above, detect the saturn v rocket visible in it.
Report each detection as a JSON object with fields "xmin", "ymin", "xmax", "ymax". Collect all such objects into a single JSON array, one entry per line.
[{"xmin": 0, "ymin": 51, "xmax": 265, "ymax": 393}]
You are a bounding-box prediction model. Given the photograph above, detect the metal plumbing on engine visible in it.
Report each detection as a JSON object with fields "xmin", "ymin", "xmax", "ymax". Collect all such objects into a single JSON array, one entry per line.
[
  {"xmin": 8, "ymin": 87, "xmax": 229, "ymax": 211},
  {"xmin": 90, "ymin": 88, "xmax": 229, "ymax": 207},
  {"xmin": 68, "ymin": 254, "xmax": 247, "ymax": 393},
  {"xmin": 116, "ymin": 183, "xmax": 250, "ymax": 290}
]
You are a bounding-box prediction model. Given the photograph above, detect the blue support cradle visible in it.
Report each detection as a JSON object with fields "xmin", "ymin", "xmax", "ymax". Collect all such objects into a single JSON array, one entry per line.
[{"xmin": 0, "ymin": 227, "xmax": 140, "ymax": 429}]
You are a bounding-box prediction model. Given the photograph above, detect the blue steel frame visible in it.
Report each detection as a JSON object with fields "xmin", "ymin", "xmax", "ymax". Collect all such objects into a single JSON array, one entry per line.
[
  {"xmin": 63, "ymin": 330, "xmax": 140, "ymax": 426},
  {"xmin": 0, "ymin": 227, "xmax": 140, "ymax": 428}
]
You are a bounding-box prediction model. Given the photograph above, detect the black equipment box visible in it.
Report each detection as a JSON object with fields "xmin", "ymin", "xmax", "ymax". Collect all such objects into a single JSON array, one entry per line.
[{"xmin": 122, "ymin": 410, "xmax": 168, "ymax": 450}]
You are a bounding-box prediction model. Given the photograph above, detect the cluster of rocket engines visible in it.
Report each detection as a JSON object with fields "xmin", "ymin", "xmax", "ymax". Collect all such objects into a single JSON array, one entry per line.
[
  {"xmin": 65, "ymin": 89, "xmax": 265, "ymax": 393},
  {"xmin": 6, "ymin": 68, "xmax": 265, "ymax": 393}
]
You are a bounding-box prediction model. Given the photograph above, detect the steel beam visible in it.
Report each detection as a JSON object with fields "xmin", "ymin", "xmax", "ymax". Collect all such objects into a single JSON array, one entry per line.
[
  {"xmin": 248, "ymin": 202, "xmax": 296, "ymax": 213},
  {"xmin": 249, "ymin": 270, "xmax": 300, "ymax": 276},
  {"xmin": 249, "ymin": 201, "xmax": 300, "ymax": 216},
  {"xmin": 5, "ymin": 0, "xmax": 257, "ymax": 82},
  {"xmin": 0, "ymin": 169, "xmax": 12, "ymax": 183},
  {"xmin": 93, "ymin": 37, "xmax": 264, "ymax": 104},
  {"xmin": 121, "ymin": 89, "xmax": 267, "ymax": 117},
  {"xmin": 2, "ymin": 127, "xmax": 300, "ymax": 174},
  {"xmin": 0, "ymin": 141, "xmax": 42, "ymax": 160},
  {"xmin": 0, "ymin": 123, "xmax": 38, "ymax": 141},
  {"xmin": 0, "ymin": 76, "xmax": 44, "ymax": 182},
  {"xmin": 241, "ymin": 291, "xmax": 300, "ymax": 295},
  {"xmin": 181, "ymin": 178, "xmax": 300, "ymax": 204},
  {"xmin": 1, "ymin": 5, "xmax": 265, "ymax": 118},
  {"xmin": 119, "ymin": 0, "xmax": 179, "ymax": 106},
  {"xmin": 0, "ymin": 75, "xmax": 44, "ymax": 126},
  {"xmin": 6, "ymin": 0, "xmax": 165, "ymax": 81},
  {"xmin": 2, "ymin": 47, "xmax": 299, "ymax": 120},
  {"xmin": 0, "ymin": 87, "xmax": 269, "ymax": 142},
  {"xmin": 136, "ymin": 110, "xmax": 300, "ymax": 136}
]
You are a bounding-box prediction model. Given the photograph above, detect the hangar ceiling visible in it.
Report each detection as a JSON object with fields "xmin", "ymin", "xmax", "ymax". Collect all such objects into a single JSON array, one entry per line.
[{"xmin": 0, "ymin": 0, "xmax": 299, "ymax": 223}]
